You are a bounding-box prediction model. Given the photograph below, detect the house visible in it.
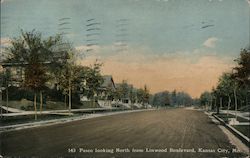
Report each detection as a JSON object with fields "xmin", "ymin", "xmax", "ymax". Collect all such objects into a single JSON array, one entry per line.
[
  {"xmin": 80, "ymin": 75, "xmax": 116, "ymax": 103},
  {"xmin": 115, "ymin": 83, "xmax": 133, "ymax": 104},
  {"xmin": 100, "ymin": 75, "xmax": 116, "ymax": 97},
  {"xmin": 101, "ymin": 75, "xmax": 116, "ymax": 90},
  {"xmin": 0, "ymin": 61, "xmax": 52, "ymax": 88},
  {"xmin": 96, "ymin": 75, "xmax": 116, "ymax": 107},
  {"xmin": 0, "ymin": 62, "xmax": 26, "ymax": 87}
]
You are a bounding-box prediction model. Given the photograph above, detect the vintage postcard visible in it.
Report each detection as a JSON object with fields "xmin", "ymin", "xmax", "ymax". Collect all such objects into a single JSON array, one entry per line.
[{"xmin": 0, "ymin": 0, "xmax": 249, "ymax": 157}]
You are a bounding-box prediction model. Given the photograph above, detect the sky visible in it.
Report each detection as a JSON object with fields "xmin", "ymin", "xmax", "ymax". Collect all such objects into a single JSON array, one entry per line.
[{"xmin": 0, "ymin": 0, "xmax": 249, "ymax": 97}]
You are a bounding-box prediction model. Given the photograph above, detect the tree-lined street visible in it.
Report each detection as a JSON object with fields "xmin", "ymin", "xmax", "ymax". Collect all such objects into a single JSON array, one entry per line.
[
  {"xmin": 1, "ymin": 108, "xmax": 246, "ymax": 158},
  {"xmin": 1, "ymin": 1, "xmax": 249, "ymax": 158}
]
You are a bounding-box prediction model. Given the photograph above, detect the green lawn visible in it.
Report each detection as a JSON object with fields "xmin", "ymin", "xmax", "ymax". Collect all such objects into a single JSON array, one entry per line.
[
  {"xmin": 215, "ymin": 113, "xmax": 249, "ymax": 122},
  {"xmin": 2, "ymin": 99, "xmax": 101, "ymax": 111},
  {"xmin": 0, "ymin": 100, "xmax": 105, "ymax": 126},
  {"xmin": 232, "ymin": 125, "xmax": 250, "ymax": 139}
]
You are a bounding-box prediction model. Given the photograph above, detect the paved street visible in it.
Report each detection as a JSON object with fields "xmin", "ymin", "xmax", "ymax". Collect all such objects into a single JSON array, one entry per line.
[{"xmin": 1, "ymin": 108, "xmax": 246, "ymax": 158}]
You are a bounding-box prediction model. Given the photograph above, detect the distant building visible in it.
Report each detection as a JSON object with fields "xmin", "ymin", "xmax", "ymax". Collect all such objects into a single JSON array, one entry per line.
[
  {"xmin": 99, "ymin": 75, "xmax": 116, "ymax": 100},
  {"xmin": 115, "ymin": 83, "xmax": 133, "ymax": 104},
  {"xmin": 95, "ymin": 75, "xmax": 116, "ymax": 107},
  {"xmin": 80, "ymin": 75, "xmax": 116, "ymax": 103},
  {"xmin": 0, "ymin": 62, "xmax": 26, "ymax": 87},
  {"xmin": 0, "ymin": 61, "xmax": 51, "ymax": 88},
  {"xmin": 101, "ymin": 75, "xmax": 116, "ymax": 91}
]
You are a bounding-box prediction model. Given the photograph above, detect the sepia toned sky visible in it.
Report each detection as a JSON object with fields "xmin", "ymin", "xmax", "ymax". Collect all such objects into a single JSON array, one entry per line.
[{"xmin": 1, "ymin": 0, "xmax": 249, "ymax": 97}]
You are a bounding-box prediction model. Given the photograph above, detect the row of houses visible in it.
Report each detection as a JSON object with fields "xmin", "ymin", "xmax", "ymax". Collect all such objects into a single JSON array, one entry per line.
[
  {"xmin": 93, "ymin": 75, "xmax": 141, "ymax": 108},
  {"xmin": 0, "ymin": 63, "xmax": 145, "ymax": 109}
]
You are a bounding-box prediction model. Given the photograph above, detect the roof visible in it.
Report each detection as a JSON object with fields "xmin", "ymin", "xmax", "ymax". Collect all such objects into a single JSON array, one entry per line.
[{"xmin": 101, "ymin": 75, "xmax": 115, "ymax": 90}]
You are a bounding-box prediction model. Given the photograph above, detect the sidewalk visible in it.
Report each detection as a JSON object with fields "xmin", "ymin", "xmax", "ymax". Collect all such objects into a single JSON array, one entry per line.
[
  {"xmin": 1, "ymin": 105, "xmax": 26, "ymax": 113},
  {"xmin": 204, "ymin": 111, "xmax": 249, "ymax": 154},
  {"xmin": 0, "ymin": 109, "xmax": 155, "ymax": 132},
  {"xmin": 1, "ymin": 106, "xmax": 119, "ymax": 117}
]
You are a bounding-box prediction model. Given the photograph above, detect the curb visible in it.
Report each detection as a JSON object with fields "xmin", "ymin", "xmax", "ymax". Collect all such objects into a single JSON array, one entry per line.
[{"xmin": 212, "ymin": 114, "xmax": 250, "ymax": 148}]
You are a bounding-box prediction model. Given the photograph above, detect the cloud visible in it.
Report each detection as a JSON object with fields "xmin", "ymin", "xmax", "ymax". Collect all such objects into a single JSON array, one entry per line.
[
  {"xmin": 203, "ymin": 37, "xmax": 219, "ymax": 48},
  {"xmin": 0, "ymin": 37, "xmax": 11, "ymax": 47},
  {"xmin": 1, "ymin": 0, "xmax": 14, "ymax": 4},
  {"xmin": 0, "ymin": 0, "xmax": 11, "ymax": 4},
  {"xmin": 247, "ymin": 0, "xmax": 250, "ymax": 6},
  {"xmin": 0, "ymin": 37, "xmax": 12, "ymax": 61}
]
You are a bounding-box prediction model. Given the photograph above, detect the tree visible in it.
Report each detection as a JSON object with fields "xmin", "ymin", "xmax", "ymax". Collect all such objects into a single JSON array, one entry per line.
[
  {"xmin": 57, "ymin": 64, "xmax": 87, "ymax": 110},
  {"xmin": 162, "ymin": 91, "xmax": 171, "ymax": 107},
  {"xmin": 85, "ymin": 61, "xmax": 103, "ymax": 107},
  {"xmin": 4, "ymin": 30, "xmax": 69, "ymax": 119},
  {"xmin": 24, "ymin": 63, "xmax": 48, "ymax": 119},
  {"xmin": 200, "ymin": 49, "xmax": 250, "ymax": 113},
  {"xmin": 129, "ymin": 86, "xmax": 137, "ymax": 104},
  {"xmin": 136, "ymin": 88, "xmax": 144, "ymax": 105},
  {"xmin": 151, "ymin": 91, "xmax": 170, "ymax": 107},
  {"xmin": 1, "ymin": 68, "xmax": 11, "ymax": 113},
  {"xmin": 118, "ymin": 80, "xmax": 130, "ymax": 102},
  {"xmin": 152, "ymin": 90, "xmax": 193, "ymax": 107},
  {"xmin": 171, "ymin": 90, "xmax": 177, "ymax": 106},
  {"xmin": 200, "ymin": 91, "xmax": 212, "ymax": 110},
  {"xmin": 57, "ymin": 63, "xmax": 71, "ymax": 109},
  {"xmin": 143, "ymin": 85, "xmax": 150, "ymax": 106},
  {"xmin": 232, "ymin": 49, "xmax": 250, "ymax": 87},
  {"xmin": 217, "ymin": 73, "xmax": 236, "ymax": 111},
  {"xmin": 232, "ymin": 49, "xmax": 250, "ymax": 108},
  {"xmin": 137, "ymin": 85, "xmax": 150, "ymax": 108}
]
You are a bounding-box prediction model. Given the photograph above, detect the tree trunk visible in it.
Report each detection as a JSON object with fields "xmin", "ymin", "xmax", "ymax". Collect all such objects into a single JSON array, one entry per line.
[
  {"xmin": 0, "ymin": 91, "xmax": 2, "ymax": 118},
  {"xmin": 234, "ymin": 87, "xmax": 238, "ymax": 120},
  {"xmin": 34, "ymin": 93, "xmax": 37, "ymax": 120},
  {"xmin": 216, "ymin": 97, "xmax": 219, "ymax": 114},
  {"xmin": 246, "ymin": 93, "xmax": 248, "ymax": 107},
  {"xmin": 246, "ymin": 88, "xmax": 248, "ymax": 106},
  {"xmin": 40, "ymin": 91, "xmax": 43, "ymax": 114},
  {"xmin": 6, "ymin": 86, "xmax": 8, "ymax": 114},
  {"xmin": 227, "ymin": 96, "xmax": 231, "ymax": 117},
  {"xmin": 210, "ymin": 98, "xmax": 213, "ymax": 111},
  {"xmin": 65, "ymin": 94, "xmax": 67, "ymax": 109},
  {"xmin": 69, "ymin": 78, "xmax": 71, "ymax": 113},
  {"xmin": 220, "ymin": 97, "xmax": 222, "ymax": 110},
  {"xmin": 92, "ymin": 99, "xmax": 95, "ymax": 113},
  {"xmin": 69, "ymin": 87, "xmax": 71, "ymax": 112}
]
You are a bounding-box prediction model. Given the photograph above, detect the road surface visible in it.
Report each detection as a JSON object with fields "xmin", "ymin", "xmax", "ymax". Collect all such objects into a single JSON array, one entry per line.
[{"xmin": 0, "ymin": 108, "xmax": 247, "ymax": 158}]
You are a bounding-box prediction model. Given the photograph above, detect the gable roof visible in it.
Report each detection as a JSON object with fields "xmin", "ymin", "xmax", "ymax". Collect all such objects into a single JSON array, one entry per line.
[{"xmin": 101, "ymin": 75, "xmax": 115, "ymax": 90}]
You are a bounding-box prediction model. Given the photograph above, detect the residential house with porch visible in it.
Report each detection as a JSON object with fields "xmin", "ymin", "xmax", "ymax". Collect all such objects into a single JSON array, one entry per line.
[{"xmin": 97, "ymin": 75, "xmax": 116, "ymax": 107}]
